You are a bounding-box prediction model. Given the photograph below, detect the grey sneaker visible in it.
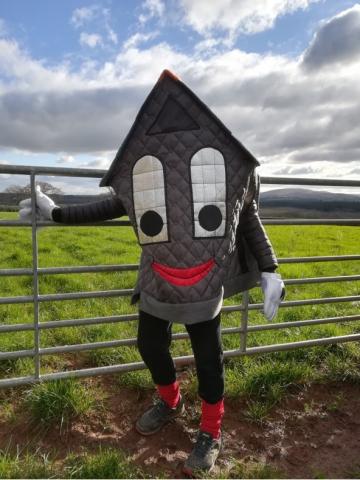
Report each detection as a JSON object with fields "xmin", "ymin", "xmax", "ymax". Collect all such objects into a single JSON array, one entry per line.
[
  {"xmin": 183, "ymin": 430, "xmax": 223, "ymax": 476},
  {"xmin": 135, "ymin": 395, "xmax": 185, "ymax": 436}
]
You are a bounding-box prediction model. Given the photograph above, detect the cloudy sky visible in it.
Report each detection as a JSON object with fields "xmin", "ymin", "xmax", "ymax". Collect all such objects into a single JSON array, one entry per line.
[{"xmin": 0, "ymin": 0, "xmax": 360, "ymax": 194}]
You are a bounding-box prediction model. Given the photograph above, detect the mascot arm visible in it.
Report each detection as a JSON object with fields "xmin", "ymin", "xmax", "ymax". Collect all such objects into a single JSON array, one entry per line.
[
  {"xmin": 241, "ymin": 197, "xmax": 279, "ymax": 271},
  {"xmin": 18, "ymin": 186, "xmax": 126, "ymax": 224},
  {"xmin": 239, "ymin": 169, "xmax": 278, "ymax": 272},
  {"xmin": 52, "ymin": 196, "xmax": 126, "ymax": 224},
  {"xmin": 239, "ymin": 169, "xmax": 286, "ymax": 321}
]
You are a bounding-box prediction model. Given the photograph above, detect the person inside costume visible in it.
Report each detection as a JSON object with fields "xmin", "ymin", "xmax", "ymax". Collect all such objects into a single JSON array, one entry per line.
[{"xmin": 19, "ymin": 70, "xmax": 286, "ymax": 476}]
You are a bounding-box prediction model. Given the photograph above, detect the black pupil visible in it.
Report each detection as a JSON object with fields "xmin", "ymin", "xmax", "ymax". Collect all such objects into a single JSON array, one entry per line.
[
  {"xmin": 140, "ymin": 210, "xmax": 163, "ymax": 237},
  {"xmin": 198, "ymin": 205, "xmax": 222, "ymax": 232}
]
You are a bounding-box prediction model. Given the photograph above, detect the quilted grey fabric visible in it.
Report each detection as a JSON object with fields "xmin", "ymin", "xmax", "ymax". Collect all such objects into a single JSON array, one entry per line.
[
  {"xmin": 191, "ymin": 147, "xmax": 226, "ymax": 237},
  {"xmin": 132, "ymin": 155, "xmax": 168, "ymax": 244},
  {"xmin": 237, "ymin": 169, "xmax": 278, "ymax": 272},
  {"xmin": 97, "ymin": 71, "xmax": 278, "ymax": 324}
]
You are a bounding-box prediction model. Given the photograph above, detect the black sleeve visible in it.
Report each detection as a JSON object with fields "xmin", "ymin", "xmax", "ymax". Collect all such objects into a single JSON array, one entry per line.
[
  {"xmin": 240, "ymin": 199, "xmax": 279, "ymax": 271},
  {"xmin": 238, "ymin": 169, "xmax": 279, "ymax": 272},
  {"xmin": 51, "ymin": 196, "xmax": 126, "ymax": 224}
]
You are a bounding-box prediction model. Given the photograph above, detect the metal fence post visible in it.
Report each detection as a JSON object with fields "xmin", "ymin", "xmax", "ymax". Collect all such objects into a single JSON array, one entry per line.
[
  {"xmin": 240, "ymin": 290, "xmax": 249, "ymax": 352},
  {"xmin": 30, "ymin": 173, "xmax": 40, "ymax": 379}
]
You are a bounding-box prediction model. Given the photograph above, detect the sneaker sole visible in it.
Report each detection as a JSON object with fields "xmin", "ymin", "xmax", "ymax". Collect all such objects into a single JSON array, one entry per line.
[
  {"xmin": 135, "ymin": 403, "xmax": 185, "ymax": 436},
  {"xmin": 135, "ymin": 418, "xmax": 172, "ymax": 436}
]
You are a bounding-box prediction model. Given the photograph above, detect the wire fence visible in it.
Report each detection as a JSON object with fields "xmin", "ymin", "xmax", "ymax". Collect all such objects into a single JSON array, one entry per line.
[{"xmin": 0, "ymin": 164, "xmax": 359, "ymax": 389}]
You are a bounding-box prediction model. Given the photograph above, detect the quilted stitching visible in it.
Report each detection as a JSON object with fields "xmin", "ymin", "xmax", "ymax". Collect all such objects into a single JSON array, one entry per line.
[
  {"xmin": 132, "ymin": 155, "xmax": 168, "ymax": 244},
  {"xmin": 108, "ymin": 76, "xmax": 276, "ymax": 306}
]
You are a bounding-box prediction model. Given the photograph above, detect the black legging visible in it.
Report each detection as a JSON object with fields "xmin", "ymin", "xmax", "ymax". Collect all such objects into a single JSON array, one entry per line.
[{"xmin": 137, "ymin": 310, "xmax": 224, "ymax": 404}]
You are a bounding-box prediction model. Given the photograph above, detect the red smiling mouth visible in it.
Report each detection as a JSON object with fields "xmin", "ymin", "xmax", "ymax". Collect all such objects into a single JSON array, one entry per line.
[{"xmin": 152, "ymin": 258, "xmax": 215, "ymax": 286}]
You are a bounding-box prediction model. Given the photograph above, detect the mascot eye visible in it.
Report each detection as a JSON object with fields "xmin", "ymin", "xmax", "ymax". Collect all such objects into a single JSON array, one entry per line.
[
  {"xmin": 191, "ymin": 148, "xmax": 226, "ymax": 237},
  {"xmin": 140, "ymin": 210, "xmax": 164, "ymax": 237},
  {"xmin": 198, "ymin": 205, "xmax": 222, "ymax": 231},
  {"xmin": 132, "ymin": 155, "xmax": 168, "ymax": 244}
]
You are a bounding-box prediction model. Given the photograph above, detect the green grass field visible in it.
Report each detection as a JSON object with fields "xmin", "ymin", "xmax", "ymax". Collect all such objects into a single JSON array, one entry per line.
[
  {"xmin": 0, "ymin": 212, "xmax": 359, "ymax": 478},
  {"xmin": 0, "ymin": 212, "xmax": 359, "ymax": 376},
  {"xmin": 0, "ymin": 212, "xmax": 359, "ymax": 386}
]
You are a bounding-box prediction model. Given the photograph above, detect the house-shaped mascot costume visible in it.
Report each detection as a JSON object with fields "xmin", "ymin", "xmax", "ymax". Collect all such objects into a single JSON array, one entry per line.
[
  {"xmin": 95, "ymin": 69, "xmax": 279, "ymax": 324},
  {"xmin": 18, "ymin": 68, "xmax": 284, "ymax": 472},
  {"xmin": 26, "ymin": 69, "xmax": 280, "ymax": 324}
]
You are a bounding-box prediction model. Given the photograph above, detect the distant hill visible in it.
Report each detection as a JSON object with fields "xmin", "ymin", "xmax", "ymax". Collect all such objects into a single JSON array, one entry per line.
[
  {"xmin": 0, "ymin": 188, "xmax": 359, "ymax": 218},
  {"xmin": 260, "ymin": 188, "xmax": 359, "ymax": 218}
]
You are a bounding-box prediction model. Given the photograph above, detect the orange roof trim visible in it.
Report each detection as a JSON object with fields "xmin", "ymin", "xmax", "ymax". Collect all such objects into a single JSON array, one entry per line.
[{"xmin": 159, "ymin": 69, "xmax": 180, "ymax": 81}]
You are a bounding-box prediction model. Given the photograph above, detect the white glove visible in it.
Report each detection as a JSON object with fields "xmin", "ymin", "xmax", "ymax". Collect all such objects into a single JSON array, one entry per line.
[
  {"xmin": 260, "ymin": 272, "xmax": 286, "ymax": 322},
  {"xmin": 18, "ymin": 186, "xmax": 57, "ymax": 222}
]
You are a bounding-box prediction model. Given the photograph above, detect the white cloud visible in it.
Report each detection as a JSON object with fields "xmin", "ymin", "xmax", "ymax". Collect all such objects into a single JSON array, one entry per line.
[
  {"xmin": 57, "ymin": 155, "xmax": 74, "ymax": 164},
  {"xmin": 0, "ymin": 39, "xmax": 83, "ymax": 91},
  {"xmin": 0, "ymin": 5, "xmax": 359, "ymax": 185},
  {"xmin": 273, "ymin": 161, "xmax": 341, "ymax": 176},
  {"xmin": 80, "ymin": 157, "xmax": 112, "ymax": 169},
  {"xmin": 92, "ymin": 42, "xmax": 189, "ymax": 87},
  {"xmin": 139, "ymin": 0, "xmax": 165, "ymax": 25},
  {"xmin": 179, "ymin": 0, "xmax": 319, "ymax": 37},
  {"xmin": 107, "ymin": 27, "xmax": 118, "ymax": 45},
  {"xmin": 123, "ymin": 31, "xmax": 159, "ymax": 49},
  {"xmin": 194, "ymin": 37, "xmax": 227, "ymax": 55},
  {"xmin": 71, "ymin": 6, "xmax": 98, "ymax": 28},
  {"xmin": 71, "ymin": 5, "xmax": 118, "ymax": 48},
  {"xmin": 79, "ymin": 32, "xmax": 103, "ymax": 48}
]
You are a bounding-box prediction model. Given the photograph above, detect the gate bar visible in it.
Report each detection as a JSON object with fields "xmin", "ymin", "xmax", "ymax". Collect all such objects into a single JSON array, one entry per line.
[
  {"xmin": 2, "ymin": 332, "xmax": 360, "ymax": 389},
  {"xmin": 2, "ymin": 164, "xmax": 360, "ymax": 186},
  {"xmin": 1, "ymin": 265, "xmax": 359, "ymax": 278},
  {"xmin": 1, "ymin": 219, "xmax": 360, "ymax": 227},
  {"xmin": 1, "ymin": 313, "xmax": 359, "ymax": 335},
  {"xmin": 2, "ymin": 314, "xmax": 360, "ymax": 361}
]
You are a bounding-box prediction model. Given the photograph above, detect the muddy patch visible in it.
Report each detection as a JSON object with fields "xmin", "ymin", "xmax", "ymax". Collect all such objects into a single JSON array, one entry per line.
[{"xmin": 0, "ymin": 374, "xmax": 359, "ymax": 478}]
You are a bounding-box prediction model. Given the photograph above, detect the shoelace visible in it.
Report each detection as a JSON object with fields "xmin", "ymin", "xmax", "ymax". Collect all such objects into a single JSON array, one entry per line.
[{"xmin": 193, "ymin": 432, "xmax": 215, "ymax": 456}]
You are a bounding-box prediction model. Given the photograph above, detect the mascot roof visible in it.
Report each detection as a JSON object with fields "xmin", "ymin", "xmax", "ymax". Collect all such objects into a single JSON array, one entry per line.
[{"xmin": 100, "ymin": 69, "xmax": 260, "ymax": 187}]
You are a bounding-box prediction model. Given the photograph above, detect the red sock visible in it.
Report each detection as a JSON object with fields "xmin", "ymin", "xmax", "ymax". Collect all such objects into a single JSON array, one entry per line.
[
  {"xmin": 200, "ymin": 398, "xmax": 225, "ymax": 440},
  {"xmin": 157, "ymin": 380, "xmax": 180, "ymax": 408}
]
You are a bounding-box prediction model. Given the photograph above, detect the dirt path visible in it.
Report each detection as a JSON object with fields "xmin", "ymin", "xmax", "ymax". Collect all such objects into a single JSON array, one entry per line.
[{"xmin": 1, "ymin": 376, "xmax": 360, "ymax": 478}]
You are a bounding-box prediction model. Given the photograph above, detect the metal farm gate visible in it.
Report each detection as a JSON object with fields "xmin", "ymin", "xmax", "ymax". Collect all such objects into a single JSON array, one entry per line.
[{"xmin": 0, "ymin": 164, "xmax": 359, "ymax": 389}]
